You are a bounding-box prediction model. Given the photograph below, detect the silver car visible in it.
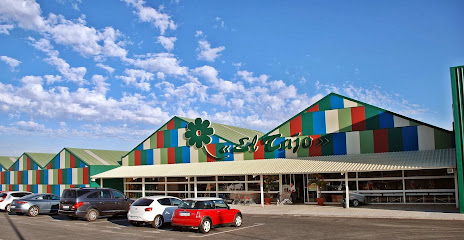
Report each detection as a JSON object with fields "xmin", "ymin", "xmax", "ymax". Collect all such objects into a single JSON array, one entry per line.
[{"xmin": 10, "ymin": 193, "xmax": 61, "ymax": 217}]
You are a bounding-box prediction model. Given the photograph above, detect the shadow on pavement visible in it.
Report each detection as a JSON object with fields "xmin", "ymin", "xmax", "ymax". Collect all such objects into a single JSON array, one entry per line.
[{"xmin": 5, "ymin": 212, "xmax": 25, "ymax": 240}]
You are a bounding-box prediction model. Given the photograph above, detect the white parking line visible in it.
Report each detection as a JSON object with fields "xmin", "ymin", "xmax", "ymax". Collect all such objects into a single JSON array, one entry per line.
[
  {"xmin": 188, "ymin": 223, "xmax": 264, "ymax": 238},
  {"xmin": 106, "ymin": 226, "xmax": 122, "ymax": 229},
  {"xmin": 143, "ymin": 230, "xmax": 160, "ymax": 233}
]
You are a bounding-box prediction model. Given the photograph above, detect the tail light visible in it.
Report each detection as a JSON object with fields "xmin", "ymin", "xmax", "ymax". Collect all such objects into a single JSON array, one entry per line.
[
  {"xmin": 16, "ymin": 201, "xmax": 28, "ymax": 204},
  {"xmin": 145, "ymin": 207, "xmax": 152, "ymax": 212},
  {"xmin": 71, "ymin": 202, "xmax": 84, "ymax": 210},
  {"xmin": 0, "ymin": 198, "xmax": 3, "ymax": 202},
  {"xmin": 196, "ymin": 211, "xmax": 201, "ymax": 218}
]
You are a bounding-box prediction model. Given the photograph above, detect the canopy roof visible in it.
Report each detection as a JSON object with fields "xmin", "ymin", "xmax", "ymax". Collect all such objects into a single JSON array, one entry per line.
[{"xmin": 92, "ymin": 149, "xmax": 456, "ymax": 179}]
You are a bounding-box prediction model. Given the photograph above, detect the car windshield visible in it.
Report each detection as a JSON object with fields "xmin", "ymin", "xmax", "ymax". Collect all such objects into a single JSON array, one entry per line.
[
  {"xmin": 178, "ymin": 200, "xmax": 214, "ymax": 209},
  {"xmin": 132, "ymin": 198, "xmax": 154, "ymax": 206}
]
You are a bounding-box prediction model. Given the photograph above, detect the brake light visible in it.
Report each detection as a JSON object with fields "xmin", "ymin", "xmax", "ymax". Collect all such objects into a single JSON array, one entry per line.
[
  {"xmin": 0, "ymin": 198, "xmax": 3, "ymax": 202},
  {"xmin": 16, "ymin": 201, "xmax": 28, "ymax": 204},
  {"xmin": 145, "ymin": 207, "xmax": 152, "ymax": 212},
  {"xmin": 71, "ymin": 202, "xmax": 84, "ymax": 209},
  {"xmin": 196, "ymin": 211, "xmax": 201, "ymax": 218}
]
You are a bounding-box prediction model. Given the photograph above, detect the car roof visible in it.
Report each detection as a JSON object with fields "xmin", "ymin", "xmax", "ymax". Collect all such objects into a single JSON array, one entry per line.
[
  {"xmin": 5, "ymin": 191, "xmax": 31, "ymax": 194},
  {"xmin": 183, "ymin": 197, "xmax": 223, "ymax": 201},
  {"xmin": 138, "ymin": 196, "xmax": 180, "ymax": 200}
]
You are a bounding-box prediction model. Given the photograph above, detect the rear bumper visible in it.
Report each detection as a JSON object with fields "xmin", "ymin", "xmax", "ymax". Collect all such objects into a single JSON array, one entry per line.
[
  {"xmin": 58, "ymin": 209, "xmax": 87, "ymax": 218},
  {"xmin": 171, "ymin": 217, "xmax": 201, "ymax": 228},
  {"xmin": 10, "ymin": 204, "xmax": 30, "ymax": 213}
]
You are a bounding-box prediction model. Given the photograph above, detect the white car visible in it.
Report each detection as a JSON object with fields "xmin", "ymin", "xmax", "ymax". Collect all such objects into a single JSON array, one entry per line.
[
  {"xmin": 0, "ymin": 191, "xmax": 32, "ymax": 212},
  {"xmin": 127, "ymin": 196, "xmax": 181, "ymax": 228}
]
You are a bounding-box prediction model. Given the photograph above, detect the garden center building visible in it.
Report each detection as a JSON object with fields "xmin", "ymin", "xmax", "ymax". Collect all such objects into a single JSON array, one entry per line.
[{"xmin": 93, "ymin": 93, "xmax": 457, "ymax": 207}]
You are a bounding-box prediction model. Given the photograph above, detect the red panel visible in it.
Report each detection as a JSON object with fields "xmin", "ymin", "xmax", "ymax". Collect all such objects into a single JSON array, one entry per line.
[
  {"xmin": 47, "ymin": 185, "xmax": 51, "ymax": 194},
  {"xmin": 47, "ymin": 163, "xmax": 51, "ymax": 169},
  {"xmin": 36, "ymin": 170, "xmax": 41, "ymax": 184},
  {"xmin": 27, "ymin": 185, "xmax": 31, "ymax": 192},
  {"xmin": 0, "ymin": 172, "xmax": 3, "ymax": 184},
  {"xmin": 206, "ymin": 144, "xmax": 216, "ymax": 162},
  {"xmin": 168, "ymin": 148, "xmax": 176, "ymax": 164},
  {"xmin": 309, "ymin": 135, "xmax": 322, "ymax": 156},
  {"xmin": 27, "ymin": 157, "xmax": 31, "ymax": 170},
  {"xmin": 290, "ymin": 115, "xmax": 302, "ymax": 136},
  {"xmin": 134, "ymin": 151, "xmax": 141, "ymax": 165},
  {"xmin": 70, "ymin": 185, "xmax": 75, "ymax": 188},
  {"xmin": 157, "ymin": 131, "xmax": 164, "ymax": 148},
  {"xmin": 307, "ymin": 104, "xmax": 319, "ymax": 113},
  {"xmin": 9, "ymin": 185, "xmax": 12, "ymax": 191},
  {"xmin": 58, "ymin": 169, "xmax": 63, "ymax": 184},
  {"xmin": 17, "ymin": 171, "xmax": 21, "ymax": 184},
  {"xmin": 351, "ymin": 106, "xmax": 366, "ymax": 131},
  {"xmin": 253, "ymin": 140, "xmax": 264, "ymax": 160},
  {"xmin": 373, "ymin": 129, "xmax": 389, "ymax": 153},
  {"xmin": 70, "ymin": 154, "xmax": 75, "ymax": 168},
  {"xmin": 167, "ymin": 119, "xmax": 175, "ymax": 130},
  {"xmin": 83, "ymin": 168, "xmax": 89, "ymax": 185}
]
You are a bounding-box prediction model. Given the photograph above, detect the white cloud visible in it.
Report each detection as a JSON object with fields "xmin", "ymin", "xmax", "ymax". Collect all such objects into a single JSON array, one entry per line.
[
  {"xmin": 157, "ymin": 36, "xmax": 176, "ymax": 51},
  {"xmin": 0, "ymin": 24, "xmax": 13, "ymax": 34},
  {"xmin": 43, "ymin": 75, "xmax": 62, "ymax": 84},
  {"xmin": 123, "ymin": 0, "xmax": 176, "ymax": 35},
  {"xmin": 116, "ymin": 69, "xmax": 155, "ymax": 91},
  {"xmin": 0, "ymin": 0, "xmax": 46, "ymax": 31},
  {"xmin": 128, "ymin": 53, "xmax": 188, "ymax": 76},
  {"xmin": 195, "ymin": 30, "xmax": 203, "ymax": 37},
  {"xmin": 0, "ymin": 55, "xmax": 21, "ymax": 71},
  {"xmin": 197, "ymin": 40, "xmax": 225, "ymax": 62},
  {"xmin": 214, "ymin": 17, "xmax": 224, "ymax": 28},
  {"xmin": 96, "ymin": 63, "xmax": 115, "ymax": 74},
  {"xmin": 237, "ymin": 70, "xmax": 268, "ymax": 84}
]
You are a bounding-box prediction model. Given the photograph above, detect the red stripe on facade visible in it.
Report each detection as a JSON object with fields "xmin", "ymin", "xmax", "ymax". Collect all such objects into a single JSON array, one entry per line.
[
  {"xmin": 58, "ymin": 169, "xmax": 63, "ymax": 184},
  {"xmin": 47, "ymin": 163, "xmax": 51, "ymax": 169},
  {"xmin": 157, "ymin": 131, "xmax": 164, "ymax": 148},
  {"xmin": 70, "ymin": 154, "xmax": 75, "ymax": 168},
  {"xmin": 167, "ymin": 119, "xmax": 175, "ymax": 130},
  {"xmin": 0, "ymin": 172, "xmax": 3, "ymax": 184},
  {"xmin": 83, "ymin": 168, "xmax": 89, "ymax": 184},
  {"xmin": 27, "ymin": 157, "xmax": 31, "ymax": 170},
  {"xmin": 373, "ymin": 129, "xmax": 389, "ymax": 153},
  {"xmin": 70, "ymin": 185, "xmax": 75, "ymax": 188},
  {"xmin": 206, "ymin": 144, "xmax": 216, "ymax": 162},
  {"xmin": 47, "ymin": 185, "xmax": 51, "ymax": 194},
  {"xmin": 309, "ymin": 135, "xmax": 322, "ymax": 156},
  {"xmin": 17, "ymin": 171, "xmax": 21, "ymax": 184},
  {"xmin": 27, "ymin": 185, "xmax": 31, "ymax": 192},
  {"xmin": 253, "ymin": 140, "xmax": 265, "ymax": 160},
  {"xmin": 351, "ymin": 106, "xmax": 366, "ymax": 131},
  {"xmin": 9, "ymin": 185, "xmax": 12, "ymax": 191},
  {"xmin": 134, "ymin": 151, "xmax": 141, "ymax": 165},
  {"xmin": 290, "ymin": 115, "xmax": 302, "ymax": 136},
  {"xmin": 168, "ymin": 148, "xmax": 176, "ymax": 164},
  {"xmin": 307, "ymin": 104, "xmax": 319, "ymax": 112}
]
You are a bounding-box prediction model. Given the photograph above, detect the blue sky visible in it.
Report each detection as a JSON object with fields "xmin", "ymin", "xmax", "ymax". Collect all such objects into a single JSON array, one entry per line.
[{"xmin": 0, "ymin": 0, "xmax": 463, "ymax": 156}]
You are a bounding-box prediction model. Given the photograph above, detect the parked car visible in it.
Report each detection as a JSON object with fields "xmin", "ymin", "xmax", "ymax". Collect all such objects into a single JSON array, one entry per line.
[
  {"xmin": 10, "ymin": 193, "xmax": 61, "ymax": 216},
  {"xmin": 342, "ymin": 192, "xmax": 366, "ymax": 207},
  {"xmin": 171, "ymin": 197, "xmax": 242, "ymax": 233},
  {"xmin": 0, "ymin": 191, "xmax": 32, "ymax": 213},
  {"xmin": 128, "ymin": 196, "xmax": 181, "ymax": 228},
  {"xmin": 58, "ymin": 187, "xmax": 131, "ymax": 221}
]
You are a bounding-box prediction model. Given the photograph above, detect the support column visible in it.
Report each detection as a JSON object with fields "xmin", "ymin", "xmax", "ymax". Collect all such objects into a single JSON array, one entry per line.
[
  {"xmin": 164, "ymin": 177, "xmax": 167, "ymax": 196},
  {"xmin": 402, "ymin": 170, "xmax": 406, "ymax": 203},
  {"xmin": 279, "ymin": 174, "xmax": 283, "ymax": 203},
  {"xmin": 100, "ymin": 178, "xmax": 103, "ymax": 187},
  {"xmin": 455, "ymin": 170, "xmax": 460, "ymax": 208},
  {"xmin": 142, "ymin": 178, "xmax": 145, "ymax": 197},
  {"xmin": 260, "ymin": 175, "xmax": 264, "ymax": 207},
  {"xmin": 345, "ymin": 172, "xmax": 349, "ymax": 209},
  {"xmin": 194, "ymin": 176, "xmax": 198, "ymax": 198},
  {"xmin": 187, "ymin": 177, "xmax": 191, "ymax": 198},
  {"xmin": 215, "ymin": 176, "xmax": 219, "ymax": 198}
]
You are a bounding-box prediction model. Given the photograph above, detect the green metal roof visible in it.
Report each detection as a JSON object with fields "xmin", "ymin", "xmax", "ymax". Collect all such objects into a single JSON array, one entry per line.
[
  {"xmin": 24, "ymin": 153, "xmax": 56, "ymax": 168},
  {"xmin": 66, "ymin": 148, "xmax": 126, "ymax": 166},
  {"xmin": 177, "ymin": 117, "xmax": 265, "ymax": 144},
  {"xmin": 0, "ymin": 156, "xmax": 18, "ymax": 169}
]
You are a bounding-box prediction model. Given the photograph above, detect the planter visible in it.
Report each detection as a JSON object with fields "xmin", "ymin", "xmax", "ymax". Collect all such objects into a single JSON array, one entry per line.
[
  {"xmin": 264, "ymin": 197, "xmax": 272, "ymax": 205},
  {"xmin": 316, "ymin": 197, "xmax": 325, "ymax": 206}
]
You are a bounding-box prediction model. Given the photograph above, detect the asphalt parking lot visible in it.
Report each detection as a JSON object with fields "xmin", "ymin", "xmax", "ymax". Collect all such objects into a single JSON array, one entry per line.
[{"xmin": 1, "ymin": 211, "xmax": 464, "ymax": 240}]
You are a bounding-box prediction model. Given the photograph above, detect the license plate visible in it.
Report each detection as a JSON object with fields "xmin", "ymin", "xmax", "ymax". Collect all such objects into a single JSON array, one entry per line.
[
  {"xmin": 129, "ymin": 216, "xmax": 140, "ymax": 220},
  {"xmin": 62, "ymin": 205, "xmax": 70, "ymax": 210},
  {"xmin": 179, "ymin": 212, "xmax": 190, "ymax": 217}
]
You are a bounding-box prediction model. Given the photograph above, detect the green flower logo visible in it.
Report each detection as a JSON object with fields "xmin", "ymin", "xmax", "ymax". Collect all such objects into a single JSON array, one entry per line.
[{"xmin": 185, "ymin": 118, "xmax": 214, "ymax": 148}]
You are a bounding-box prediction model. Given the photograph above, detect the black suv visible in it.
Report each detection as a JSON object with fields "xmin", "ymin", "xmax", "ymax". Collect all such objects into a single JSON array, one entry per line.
[{"xmin": 58, "ymin": 187, "xmax": 131, "ymax": 221}]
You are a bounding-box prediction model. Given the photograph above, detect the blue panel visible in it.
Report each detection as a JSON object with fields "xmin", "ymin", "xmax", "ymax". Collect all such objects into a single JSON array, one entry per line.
[
  {"xmin": 55, "ymin": 156, "xmax": 60, "ymax": 169},
  {"xmin": 147, "ymin": 149, "xmax": 154, "ymax": 165},
  {"xmin": 402, "ymin": 126, "xmax": 418, "ymax": 151},
  {"xmin": 182, "ymin": 146, "xmax": 190, "ymax": 163},
  {"xmin": 24, "ymin": 172, "xmax": 28, "ymax": 184},
  {"xmin": 136, "ymin": 144, "xmax": 143, "ymax": 151},
  {"xmin": 0, "ymin": 185, "xmax": 2, "ymax": 191},
  {"xmin": 181, "ymin": 121, "xmax": 188, "ymax": 128},
  {"xmin": 333, "ymin": 132, "xmax": 347, "ymax": 155},
  {"xmin": 379, "ymin": 111, "xmax": 394, "ymax": 129},
  {"xmin": 44, "ymin": 170, "xmax": 48, "ymax": 184},
  {"xmin": 223, "ymin": 144, "xmax": 234, "ymax": 161},
  {"xmin": 312, "ymin": 111, "xmax": 326, "ymax": 135},
  {"xmin": 330, "ymin": 95, "xmax": 344, "ymax": 110},
  {"xmin": 80, "ymin": 161, "xmax": 86, "ymax": 168},
  {"xmin": 34, "ymin": 185, "xmax": 38, "ymax": 193},
  {"xmin": 67, "ymin": 168, "xmax": 72, "ymax": 184},
  {"xmin": 6, "ymin": 172, "xmax": 9, "ymax": 184},
  {"xmin": 210, "ymin": 135, "xmax": 220, "ymax": 144},
  {"xmin": 171, "ymin": 130, "xmax": 178, "ymax": 147},
  {"xmin": 14, "ymin": 185, "xmax": 19, "ymax": 191},
  {"xmin": 54, "ymin": 185, "xmax": 60, "ymax": 195},
  {"xmin": 274, "ymin": 138, "xmax": 286, "ymax": 158}
]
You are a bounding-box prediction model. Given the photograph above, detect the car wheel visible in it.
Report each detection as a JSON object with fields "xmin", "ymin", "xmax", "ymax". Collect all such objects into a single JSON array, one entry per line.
[
  {"xmin": 152, "ymin": 215, "xmax": 164, "ymax": 229},
  {"xmin": 28, "ymin": 206, "xmax": 40, "ymax": 217},
  {"xmin": 85, "ymin": 209, "xmax": 99, "ymax": 222},
  {"xmin": 352, "ymin": 199, "xmax": 359, "ymax": 207},
  {"xmin": 5, "ymin": 204, "xmax": 11, "ymax": 213},
  {"xmin": 199, "ymin": 218, "xmax": 212, "ymax": 234},
  {"xmin": 233, "ymin": 214, "xmax": 242, "ymax": 227}
]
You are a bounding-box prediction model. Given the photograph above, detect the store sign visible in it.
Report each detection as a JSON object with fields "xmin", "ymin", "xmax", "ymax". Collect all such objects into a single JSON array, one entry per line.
[{"xmin": 185, "ymin": 118, "xmax": 329, "ymax": 160}]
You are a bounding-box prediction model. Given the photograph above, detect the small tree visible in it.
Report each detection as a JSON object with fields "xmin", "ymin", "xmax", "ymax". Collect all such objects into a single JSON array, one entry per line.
[
  {"xmin": 308, "ymin": 174, "xmax": 327, "ymax": 197},
  {"xmin": 263, "ymin": 175, "xmax": 279, "ymax": 198}
]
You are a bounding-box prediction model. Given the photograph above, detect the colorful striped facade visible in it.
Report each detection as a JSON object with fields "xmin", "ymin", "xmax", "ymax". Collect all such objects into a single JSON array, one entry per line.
[{"xmin": 122, "ymin": 93, "xmax": 454, "ymax": 166}]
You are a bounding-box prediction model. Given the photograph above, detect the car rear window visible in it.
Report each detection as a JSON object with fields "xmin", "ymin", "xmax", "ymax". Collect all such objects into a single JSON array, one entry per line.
[
  {"xmin": 0, "ymin": 193, "xmax": 7, "ymax": 198},
  {"xmin": 132, "ymin": 198, "xmax": 154, "ymax": 206},
  {"xmin": 11, "ymin": 192, "xmax": 31, "ymax": 198},
  {"xmin": 179, "ymin": 200, "xmax": 214, "ymax": 209},
  {"xmin": 62, "ymin": 189, "xmax": 91, "ymax": 198}
]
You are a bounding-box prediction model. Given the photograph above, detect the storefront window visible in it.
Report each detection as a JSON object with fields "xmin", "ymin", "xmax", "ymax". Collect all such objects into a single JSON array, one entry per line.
[
  {"xmin": 358, "ymin": 180, "xmax": 403, "ymax": 190},
  {"xmin": 125, "ymin": 184, "xmax": 142, "ymax": 191},
  {"xmin": 218, "ymin": 175, "xmax": 245, "ymax": 181},
  {"xmin": 248, "ymin": 183, "xmax": 260, "ymax": 191},
  {"xmin": 405, "ymin": 178, "xmax": 454, "ymax": 190},
  {"xmin": 167, "ymin": 177, "xmax": 188, "ymax": 182},
  {"xmin": 197, "ymin": 176, "xmax": 216, "ymax": 181},
  {"xmin": 167, "ymin": 183, "xmax": 188, "ymax": 191},
  {"xmin": 197, "ymin": 183, "xmax": 216, "ymax": 192},
  {"xmin": 145, "ymin": 184, "xmax": 165, "ymax": 191},
  {"xmin": 145, "ymin": 177, "xmax": 165, "ymax": 182},
  {"xmin": 127, "ymin": 192, "xmax": 142, "ymax": 199},
  {"xmin": 404, "ymin": 169, "xmax": 450, "ymax": 177},
  {"xmin": 358, "ymin": 171, "xmax": 402, "ymax": 178},
  {"xmin": 247, "ymin": 175, "xmax": 260, "ymax": 181},
  {"xmin": 126, "ymin": 178, "xmax": 142, "ymax": 183}
]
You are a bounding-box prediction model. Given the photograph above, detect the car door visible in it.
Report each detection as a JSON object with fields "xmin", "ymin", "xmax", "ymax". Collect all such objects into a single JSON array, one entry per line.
[
  {"xmin": 163, "ymin": 198, "xmax": 180, "ymax": 222},
  {"xmin": 111, "ymin": 190, "xmax": 129, "ymax": 213},
  {"xmin": 203, "ymin": 200, "xmax": 220, "ymax": 225},
  {"xmin": 213, "ymin": 200, "xmax": 230, "ymax": 224},
  {"xmin": 49, "ymin": 195, "xmax": 61, "ymax": 213},
  {"xmin": 158, "ymin": 198, "xmax": 173, "ymax": 221},
  {"xmin": 38, "ymin": 195, "xmax": 51, "ymax": 213},
  {"xmin": 99, "ymin": 189, "xmax": 115, "ymax": 215}
]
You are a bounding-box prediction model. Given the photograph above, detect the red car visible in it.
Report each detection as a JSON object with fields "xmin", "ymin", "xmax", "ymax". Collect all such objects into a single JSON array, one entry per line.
[{"xmin": 171, "ymin": 197, "xmax": 242, "ymax": 233}]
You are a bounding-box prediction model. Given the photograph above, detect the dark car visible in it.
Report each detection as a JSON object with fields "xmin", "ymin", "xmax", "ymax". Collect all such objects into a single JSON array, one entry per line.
[
  {"xmin": 10, "ymin": 193, "xmax": 61, "ymax": 216},
  {"xmin": 58, "ymin": 187, "xmax": 131, "ymax": 221}
]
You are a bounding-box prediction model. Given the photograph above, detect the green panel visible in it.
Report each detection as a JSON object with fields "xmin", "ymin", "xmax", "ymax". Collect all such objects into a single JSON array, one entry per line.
[
  {"xmin": 297, "ymin": 144, "xmax": 309, "ymax": 157},
  {"xmin": 338, "ymin": 108, "xmax": 352, "ymax": 133},
  {"xmin": 318, "ymin": 97, "xmax": 331, "ymax": 111},
  {"xmin": 65, "ymin": 151, "xmax": 70, "ymax": 168},
  {"xmin": 388, "ymin": 128, "xmax": 403, "ymax": 152},
  {"xmin": 215, "ymin": 143, "xmax": 225, "ymax": 161},
  {"xmin": 244, "ymin": 150, "xmax": 254, "ymax": 160},
  {"xmin": 174, "ymin": 118, "xmax": 183, "ymax": 129},
  {"xmin": 141, "ymin": 150, "xmax": 147, "ymax": 165},
  {"xmin": 62, "ymin": 169, "xmax": 67, "ymax": 184},
  {"xmin": 164, "ymin": 130, "xmax": 171, "ymax": 148},
  {"xmin": 128, "ymin": 151, "xmax": 135, "ymax": 166},
  {"xmin": 360, "ymin": 130, "xmax": 374, "ymax": 154},
  {"xmin": 175, "ymin": 147, "xmax": 183, "ymax": 163},
  {"xmin": 263, "ymin": 144, "xmax": 275, "ymax": 159},
  {"xmin": 31, "ymin": 171, "xmax": 36, "ymax": 184},
  {"xmin": 102, "ymin": 178, "xmax": 124, "ymax": 192},
  {"xmin": 434, "ymin": 129, "xmax": 452, "ymax": 149},
  {"xmin": 279, "ymin": 123, "xmax": 290, "ymax": 137},
  {"xmin": 198, "ymin": 148, "xmax": 207, "ymax": 163},
  {"xmin": 78, "ymin": 168, "xmax": 83, "ymax": 184},
  {"xmin": 321, "ymin": 134, "xmax": 334, "ymax": 156},
  {"xmin": 159, "ymin": 125, "xmax": 168, "ymax": 131},
  {"xmin": 409, "ymin": 120, "xmax": 420, "ymax": 126},
  {"xmin": 53, "ymin": 170, "xmax": 58, "ymax": 185},
  {"xmin": 301, "ymin": 112, "xmax": 314, "ymax": 136},
  {"xmin": 149, "ymin": 134, "xmax": 157, "ymax": 149},
  {"xmin": 49, "ymin": 159, "xmax": 55, "ymax": 169},
  {"xmin": 160, "ymin": 148, "xmax": 168, "ymax": 164},
  {"xmin": 89, "ymin": 165, "xmax": 119, "ymax": 178},
  {"xmin": 365, "ymin": 107, "xmax": 379, "ymax": 130}
]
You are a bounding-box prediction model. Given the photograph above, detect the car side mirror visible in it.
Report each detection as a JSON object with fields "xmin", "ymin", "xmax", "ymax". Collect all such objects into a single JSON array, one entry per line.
[{"xmin": 227, "ymin": 206, "xmax": 230, "ymax": 210}]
